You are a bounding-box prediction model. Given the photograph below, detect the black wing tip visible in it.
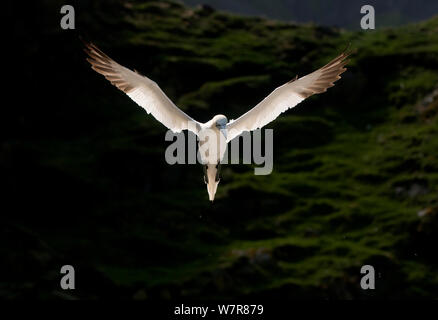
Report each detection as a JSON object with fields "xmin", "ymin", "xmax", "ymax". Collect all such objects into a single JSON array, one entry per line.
[
  {"xmin": 340, "ymin": 42, "xmax": 358, "ymax": 58},
  {"xmin": 82, "ymin": 40, "xmax": 97, "ymax": 58},
  {"xmin": 82, "ymin": 40, "xmax": 114, "ymax": 68},
  {"xmin": 79, "ymin": 36, "xmax": 95, "ymax": 53}
]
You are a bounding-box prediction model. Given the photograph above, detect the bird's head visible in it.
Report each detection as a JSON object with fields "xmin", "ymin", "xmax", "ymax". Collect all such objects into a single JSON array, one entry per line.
[{"xmin": 214, "ymin": 115, "xmax": 228, "ymax": 129}]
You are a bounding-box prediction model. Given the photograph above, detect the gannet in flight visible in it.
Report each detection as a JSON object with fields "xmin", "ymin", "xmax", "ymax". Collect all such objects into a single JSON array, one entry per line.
[{"xmin": 84, "ymin": 43, "xmax": 350, "ymax": 201}]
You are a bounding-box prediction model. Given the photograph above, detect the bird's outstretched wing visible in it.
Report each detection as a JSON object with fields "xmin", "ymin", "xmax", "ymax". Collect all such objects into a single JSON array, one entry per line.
[
  {"xmin": 226, "ymin": 50, "xmax": 351, "ymax": 142},
  {"xmin": 84, "ymin": 43, "xmax": 200, "ymax": 134}
]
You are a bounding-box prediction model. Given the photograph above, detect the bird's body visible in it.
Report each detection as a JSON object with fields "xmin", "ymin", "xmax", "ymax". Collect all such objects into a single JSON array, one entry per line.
[
  {"xmin": 197, "ymin": 115, "xmax": 228, "ymax": 201},
  {"xmin": 84, "ymin": 42, "xmax": 351, "ymax": 201}
]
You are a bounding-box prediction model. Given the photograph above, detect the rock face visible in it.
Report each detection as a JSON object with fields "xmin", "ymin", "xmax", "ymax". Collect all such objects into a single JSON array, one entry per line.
[{"xmin": 2, "ymin": 0, "xmax": 438, "ymax": 299}]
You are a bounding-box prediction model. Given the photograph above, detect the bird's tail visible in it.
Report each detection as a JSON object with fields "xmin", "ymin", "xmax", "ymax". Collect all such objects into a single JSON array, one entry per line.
[{"xmin": 204, "ymin": 163, "xmax": 221, "ymax": 202}]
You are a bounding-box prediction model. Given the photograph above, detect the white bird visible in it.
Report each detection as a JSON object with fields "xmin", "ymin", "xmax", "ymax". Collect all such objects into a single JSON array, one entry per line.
[{"xmin": 84, "ymin": 43, "xmax": 350, "ymax": 201}]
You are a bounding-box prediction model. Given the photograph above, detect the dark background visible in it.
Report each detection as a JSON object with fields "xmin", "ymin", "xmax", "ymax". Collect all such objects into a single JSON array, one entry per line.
[
  {"xmin": 183, "ymin": 0, "xmax": 438, "ymax": 29},
  {"xmin": 2, "ymin": 0, "xmax": 438, "ymax": 299}
]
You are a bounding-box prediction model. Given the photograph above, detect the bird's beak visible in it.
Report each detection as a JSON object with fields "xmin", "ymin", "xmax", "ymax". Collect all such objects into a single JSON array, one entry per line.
[{"xmin": 216, "ymin": 124, "xmax": 227, "ymax": 139}]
